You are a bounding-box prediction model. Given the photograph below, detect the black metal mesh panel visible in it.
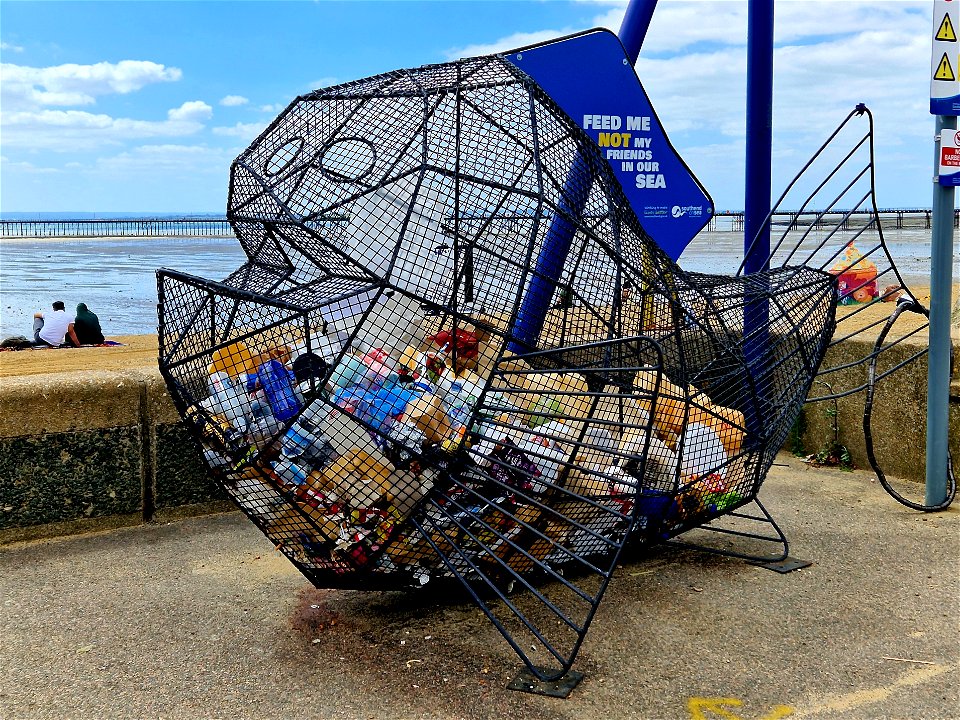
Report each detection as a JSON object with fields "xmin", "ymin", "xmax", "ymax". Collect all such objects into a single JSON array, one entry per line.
[
  {"xmin": 157, "ymin": 55, "xmax": 837, "ymax": 680},
  {"xmin": 737, "ymin": 105, "xmax": 930, "ymax": 403}
]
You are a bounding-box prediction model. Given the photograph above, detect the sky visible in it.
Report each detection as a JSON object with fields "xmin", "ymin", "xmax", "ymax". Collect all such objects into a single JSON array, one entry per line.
[{"xmin": 0, "ymin": 0, "xmax": 944, "ymax": 214}]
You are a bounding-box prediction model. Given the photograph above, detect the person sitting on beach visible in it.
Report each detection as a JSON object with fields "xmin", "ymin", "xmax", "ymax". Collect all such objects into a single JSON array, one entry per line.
[
  {"xmin": 33, "ymin": 301, "xmax": 80, "ymax": 347},
  {"xmin": 73, "ymin": 302, "xmax": 105, "ymax": 345}
]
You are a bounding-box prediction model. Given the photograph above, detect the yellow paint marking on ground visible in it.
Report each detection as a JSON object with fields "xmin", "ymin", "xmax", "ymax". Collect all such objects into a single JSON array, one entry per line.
[
  {"xmin": 688, "ymin": 697, "xmax": 744, "ymax": 720},
  {"xmin": 791, "ymin": 662, "xmax": 953, "ymax": 718},
  {"xmin": 688, "ymin": 697, "xmax": 795, "ymax": 720}
]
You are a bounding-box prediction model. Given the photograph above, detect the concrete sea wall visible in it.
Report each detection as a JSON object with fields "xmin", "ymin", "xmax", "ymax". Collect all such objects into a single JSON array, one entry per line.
[
  {"xmin": 0, "ymin": 369, "xmax": 228, "ymax": 543},
  {"xmin": 1, "ymin": 339, "xmax": 957, "ymax": 544},
  {"xmin": 793, "ymin": 338, "xmax": 960, "ymax": 482}
]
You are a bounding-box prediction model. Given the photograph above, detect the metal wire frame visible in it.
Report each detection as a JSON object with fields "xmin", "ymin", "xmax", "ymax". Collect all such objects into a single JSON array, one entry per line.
[
  {"xmin": 739, "ymin": 104, "xmax": 932, "ymax": 403},
  {"xmin": 157, "ymin": 54, "xmax": 840, "ymax": 681}
]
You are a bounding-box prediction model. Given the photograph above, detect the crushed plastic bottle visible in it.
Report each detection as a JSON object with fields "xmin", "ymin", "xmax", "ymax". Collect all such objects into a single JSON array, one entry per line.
[{"xmin": 202, "ymin": 371, "xmax": 250, "ymax": 428}]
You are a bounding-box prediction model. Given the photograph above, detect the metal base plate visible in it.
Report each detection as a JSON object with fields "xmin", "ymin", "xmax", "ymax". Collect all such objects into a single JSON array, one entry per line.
[
  {"xmin": 507, "ymin": 666, "xmax": 585, "ymax": 697},
  {"xmin": 748, "ymin": 556, "xmax": 812, "ymax": 573}
]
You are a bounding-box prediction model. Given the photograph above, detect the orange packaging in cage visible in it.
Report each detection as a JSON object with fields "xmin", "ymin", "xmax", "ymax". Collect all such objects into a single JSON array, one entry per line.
[
  {"xmin": 829, "ymin": 241, "xmax": 878, "ymax": 304},
  {"xmin": 686, "ymin": 401, "xmax": 745, "ymax": 457},
  {"xmin": 710, "ymin": 406, "xmax": 745, "ymax": 456},
  {"xmin": 632, "ymin": 370, "xmax": 688, "ymax": 437},
  {"xmin": 269, "ymin": 504, "xmax": 343, "ymax": 546},
  {"xmin": 307, "ymin": 449, "xmax": 393, "ymax": 508},
  {"xmin": 481, "ymin": 503, "xmax": 562, "ymax": 574},
  {"xmin": 564, "ymin": 448, "xmax": 615, "ymax": 497},
  {"xmin": 252, "ymin": 344, "xmax": 293, "ymax": 368},
  {"xmin": 208, "ymin": 341, "xmax": 255, "ymax": 378},
  {"xmin": 385, "ymin": 531, "xmax": 453, "ymax": 568}
]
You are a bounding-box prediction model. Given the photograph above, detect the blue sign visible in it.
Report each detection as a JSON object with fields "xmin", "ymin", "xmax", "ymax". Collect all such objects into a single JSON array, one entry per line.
[
  {"xmin": 931, "ymin": 96, "xmax": 960, "ymax": 115},
  {"xmin": 505, "ymin": 29, "xmax": 713, "ymax": 261},
  {"xmin": 939, "ymin": 171, "xmax": 960, "ymax": 185}
]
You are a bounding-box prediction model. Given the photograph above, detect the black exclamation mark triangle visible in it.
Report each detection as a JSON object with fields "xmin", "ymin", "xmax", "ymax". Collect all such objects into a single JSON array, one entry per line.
[
  {"xmin": 935, "ymin": 52, "xmax": 956, "ymax": 82},
  {"xmin": 937, "ymin": 13, "xmax": 957, "ymax": 42}
]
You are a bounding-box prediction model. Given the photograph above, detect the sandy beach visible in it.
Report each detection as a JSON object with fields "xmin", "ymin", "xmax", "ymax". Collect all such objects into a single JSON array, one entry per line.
[
  {"xmin": 0, "ymin": 334, "xmax": 160, "ymax": 378},
  {"xmin": 2, "ymin": 284, "xmax": 956, "ymax": 379}
]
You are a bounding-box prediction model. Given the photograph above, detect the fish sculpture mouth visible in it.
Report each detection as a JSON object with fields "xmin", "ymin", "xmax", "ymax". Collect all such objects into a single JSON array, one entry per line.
[{"xmin": 157, "ymin": 51, "xmax": 837, "ymax": 682}]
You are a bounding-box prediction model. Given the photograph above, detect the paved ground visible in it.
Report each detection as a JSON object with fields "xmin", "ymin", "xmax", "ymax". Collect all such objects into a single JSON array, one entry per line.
[{"xmin": 1, "ymin": 454, "xmax": 957, "ymax": 720}]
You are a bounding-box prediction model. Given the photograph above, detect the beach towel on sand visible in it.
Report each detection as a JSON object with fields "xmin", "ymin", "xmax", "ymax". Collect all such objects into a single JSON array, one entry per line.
[{"xmin": 0, "ymin": 338, "xmax": 126, "ymax": 352}]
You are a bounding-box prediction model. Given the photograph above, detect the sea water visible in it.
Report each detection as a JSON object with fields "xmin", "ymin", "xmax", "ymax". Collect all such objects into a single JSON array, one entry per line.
[
  {"xmin": 0, "ymin": 237, "xmax": 245, "ymax": 338},
  {"xmin": 0, "ymin": 228, "xmax": 951, "ymax": 339}
]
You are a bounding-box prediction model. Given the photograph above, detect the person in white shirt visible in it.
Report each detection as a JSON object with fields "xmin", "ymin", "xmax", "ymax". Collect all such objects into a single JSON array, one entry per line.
[{"xmin": 33, "ymin": 301, "xmax": 80, "ymax": 347}]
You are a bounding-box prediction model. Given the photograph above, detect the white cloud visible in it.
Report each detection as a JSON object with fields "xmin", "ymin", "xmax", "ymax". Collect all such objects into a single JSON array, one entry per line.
[
  {"xmin": 220, "ymin": 94, "xmax": 249, "ymax": 107},
  {"xmin": 451, "ymin": 0, "xmax": 934, "ymax": 208},
  {"xmin": 1, "ymin": 42, "xmax": 25, "ymax": 53},
  {"xmin": 212, "ymin": 122, "xmax": 264, "ymax": 140},
  {"xmin": 445, "ymin": 30, "xmax": 577, "ymax": 60},
  {"xmin": 260, "ymin": 103, "xmax": 285, "ymax": 113},
  {"xmin": 168, "ymin": 100, "xmax": 213, "ymax": 122},
  {"xmin": 1, "ymin": 100, "xmax": 213, "ymax": 151},
  {"xmin": 0, "ymin": 60, "xmax": 181, "ymax": 111},
  {"xmin": 636, "ymin": 10, "xmax": 929, "ymax": 144},
  {"xmin": 572, "ymin": 1, "xmax": 924, "ymax": 54},
  {"xmin": 92, "ymin": 143, "xmax": 238, "ymax": 175},
  {"xmin": 0, "ymin": 158, "xmax": 61, "ymax": 175}
]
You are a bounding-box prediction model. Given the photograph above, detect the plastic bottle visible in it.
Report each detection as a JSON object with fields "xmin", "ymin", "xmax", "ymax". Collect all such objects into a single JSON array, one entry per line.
[
  {"xmin": 256, "ymin": 358, "xmax": 301, "ymax": 422},
  {"xmin": 271, "ymin": 458, "xmax": 307, "ymax": 487},
  {"xmin": 283, "ymin": 422, "xmax": 337, "ymax": 469},
  {"xmin": 204, "ymin": 371, "xmax": 249, "ymax": 428},
  {"xmin": 328, "ymin": 355, "xmax": 366, "ymax": 389},
  {"xmin": 245, "ymin": 412, "xmax": 282, "ymax": 451}
]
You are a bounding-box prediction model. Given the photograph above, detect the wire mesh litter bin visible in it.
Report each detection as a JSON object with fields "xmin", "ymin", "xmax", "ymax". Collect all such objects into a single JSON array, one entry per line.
[{"xmin": 157, "ymin": 54, "xmax": 837, "ymax": 683}]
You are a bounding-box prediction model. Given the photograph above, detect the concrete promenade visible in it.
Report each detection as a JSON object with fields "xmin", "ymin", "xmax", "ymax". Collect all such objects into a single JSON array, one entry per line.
[{"xmin": 1, "ymin": 454, "xmax": 957, "ymax": 720}]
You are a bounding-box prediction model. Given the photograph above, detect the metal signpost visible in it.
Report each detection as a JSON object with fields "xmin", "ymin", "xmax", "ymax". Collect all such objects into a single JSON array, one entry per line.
[
  {"xmin": 928, "ymin": 0, "xmax": 957, "ymax": 506},
  {"xmin": 505, "ymin": 14, "xmax": 713, "ymax": 352},
  {"xmin": 741, "ymin": 0, "xmax": 775, "ymax": 436}
]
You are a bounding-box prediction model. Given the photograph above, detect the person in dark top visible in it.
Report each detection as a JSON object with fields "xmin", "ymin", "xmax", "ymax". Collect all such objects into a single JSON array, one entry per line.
[{"xmin": 73, "ymin": 303, "xmax": 105, "ymax": 345}]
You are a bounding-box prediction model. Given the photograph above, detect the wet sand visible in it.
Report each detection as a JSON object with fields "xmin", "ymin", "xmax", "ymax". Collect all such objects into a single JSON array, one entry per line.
[{"xmin": 0, "ymin": 236, "xmax": 245, "ymax": 338}]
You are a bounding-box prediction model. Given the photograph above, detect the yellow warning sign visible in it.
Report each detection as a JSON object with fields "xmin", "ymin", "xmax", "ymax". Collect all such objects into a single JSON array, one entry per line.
[
  {"xmin": 937, "ymin": 13, "xmax": 957, "ymax": 42},
  {"xmin": 935, "ymin": 52, "xmax": 956, "ymax": 81}
]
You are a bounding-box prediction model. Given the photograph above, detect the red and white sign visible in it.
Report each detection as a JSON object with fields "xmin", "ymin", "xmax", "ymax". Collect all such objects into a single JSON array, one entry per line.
[
  {"xmin": 939, "ymin": 126, "xmax": 960, "ymax": 183},
  {"xmin": 941, "ymin": 146, "xmax": 960, "ymax": 167}
]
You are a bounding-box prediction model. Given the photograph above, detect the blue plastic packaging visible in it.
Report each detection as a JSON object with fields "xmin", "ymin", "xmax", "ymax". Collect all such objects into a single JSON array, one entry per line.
[
  {"xmin": 256, "ymin": 359, "xmax": 301, "ymax": 422},
  {"xmin": 332, "ymin": 382, "xmax": 416, "ymax": 431}
]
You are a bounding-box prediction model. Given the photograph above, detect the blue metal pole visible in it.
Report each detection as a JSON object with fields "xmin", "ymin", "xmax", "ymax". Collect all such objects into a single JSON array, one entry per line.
[
  {"xmin": 508, "ymin": 163, "xmax": 591, "ymax": 352},
  {"xmin": 926, "ymin": 114, "xmax": 955, "ymax": 506},
  {"xmin": 507, "ymin": 0, "xmax": 659, "ymax": 352},
  {"xmin": 743, "ymin": 0, "xmax": 774, "ymax": 272},
  {"xmin": 619, "ymin": 0, "xmax": 659, "ymax": 64},
  {"xmin": 742, "ymin": 0, "xmax": 774, "ymax": 436}
]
